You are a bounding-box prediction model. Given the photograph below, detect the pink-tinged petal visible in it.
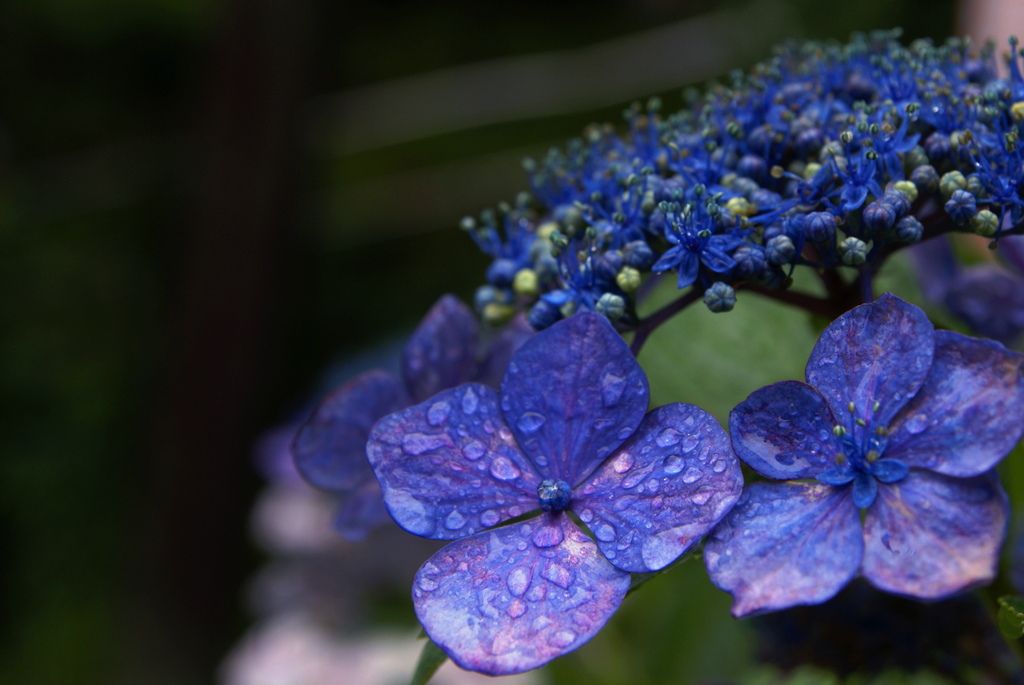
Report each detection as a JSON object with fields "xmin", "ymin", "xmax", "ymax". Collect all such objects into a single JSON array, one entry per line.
[
  {"xmin": 862, "ymin": 470, "xmax": 1009, "ymax": 599},
  {"xmin": 704, "ymin": 482, "xmax": 862, "ymax": 617},
  {"xmin": 402, "ymin": 295, "xmax": 480, "ymax": 403},
  {"xmin": 806, "ymin": 293, "xmax": 934, "ymax": 427},
  {"xmin": 331, "ymin": 479, "xmax": 391, "ymax": 542},
  {"xmin": 413, "ymin": 514, "xmax": 630, "ymax": 675},
  {"xmin": 887, "ymin": 330, "xmax": 1024, "ymax": 477},
  {"xmin": 573, "ymin": 403, "xmax": 743, "ymax": 572},
  {"xmin": 500, "ymin": 312, "xmax": 649, "ymax": 485},
  {"xmin": 367, "ymin": 384, "xmax": 541, "ymax": 539},
  {"xmin": 475, "ymin": 313, "xmax": 535, "ymax": 390},
  {"xmin": 292, "ymin": 370, "xmax": 407, "ymax": 492},
  {"xmin": 729, "ymin": 380, "xmax": 839, "ymax": 480}
]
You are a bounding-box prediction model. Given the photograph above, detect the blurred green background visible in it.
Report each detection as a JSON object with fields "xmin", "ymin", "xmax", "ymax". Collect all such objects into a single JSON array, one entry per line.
[{"xmin": 0, "ymin": 0, "xmax": 969, "ymax": 683}]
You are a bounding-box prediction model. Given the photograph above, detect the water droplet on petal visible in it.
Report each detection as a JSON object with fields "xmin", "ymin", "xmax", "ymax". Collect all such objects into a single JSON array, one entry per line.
[
  {"xmin": 692, "ymin": 488, "xmax": 713, "ymax": 505},
  {"xmin": 578, "ymin": 508, "xmax": 594, "ymax": 523},
  {"xmin": 507, "ymin": 566, "xmax": 531, "ymax": 596},
  {"xmin": 517, "ymin": 412, "xmax": 546, "ymax": 433},
  {"xmin": 657, "ymin": 428, "xmax": 681, "ymax": 447},
  {"xmin": 712, "ymin": 458, "xmax": 727, "ymax": 473},
  {"xmin": 905, "ymin": 414, "xmax": 928, "ymax": 434},
  {"xmin": 533, "ymin": 524, "xmax": 565, "ymax": 548},
  {"xmin": 622, "ymin": 471, "xmax": 645, "ymax": 489},
  {"xmin": 681, "ymin": 435, "xmax": 699, "ymax": 452},
  {"xmin": 682, "ymin": 467, "xmax": 703, "ymax": 484},
  {"xmin": 646, "ymin": 478, "xmax": 660, "ymax": 493},
  {"xmin": 542, "ymin": 563, "xmax": 572, "ymax": 588},
  {"xmin": 489, "ymin": 456, "xmax": 521, "ymax": 481},
  {"xmin": 462, "ymin": 440, "xmax": 486, "ymax": 460},
  {"xmin": 480, "ymin": 509, "xmax": 500, "ymax": 527},
  {"xmin": 427, "ymin": 401, "xmax": 450, "ymax": 426},
  {"xmin": 593, "ymin": 522, "xmax": 616, "ymax": 542},
  {"xmin": 418, "ymin": 577, "xmax": 438, "ymax": 592},
  {"xmin": 445, "ymin": 510, "xmax": 467, "ymax": 530},
  {"xmin": 617, "ymin": 426, "xmax": 633, "ymax": 440},
  {"xmin": 460, "ymin": 387, "xmax": 479, "ymax": 414},
  {"xmin": 526, "ymin": 584, "xmax": 546, "ymax": 602},
  {"xmin": 501, "ymin": 395, "xmax": 512, "ymax": 412},
  {"xmin": 612, "ymin": 453, "xmax": 633, "ymax": 473},
  {"xmin": 506, "ymin": 599, "xmax": 527, "ymax": 618},
  {"xmin": 601, "ymin": 373, "xmax": 626, "ymax": 408},
  {"xmin": 535, "ymin": 455, "xmax": 548, "ymax": 467},
  {"xmin": 664, "ymin": 454, "xmax": 684, "ymax": 474},
  {"xmin": 550, "ymin": 630, "xmax": 577, "ymax": 648},
  {"xmin": 402, "ymin": 433, "xmax": 449, "ymax": 455}
]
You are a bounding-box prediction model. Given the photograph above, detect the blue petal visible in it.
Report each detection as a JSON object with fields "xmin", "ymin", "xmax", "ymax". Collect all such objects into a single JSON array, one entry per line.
[
  {"xmin": 870, "ymin": 459, "xmax": 909, "ymax": 484},
  {"xmin": 862, "ymin": 470, "xmax": 1009, "ymax": 599},
  {"xmin": 500, "ymin": 312, "xmax": 649, "ymax": 485},
  {"xmin": 887, "ymin": 330, "xmax": 1024, "ymax": 477},
  {"xmin": 817, "ymin": 466, "xmax": 855, "ymax": 486},
  {"xmin": 367, "ymin": 384, "xmax": 541, "ymax": 539},
  {"xmin": 573, "ymin": 403, "xmax": 743, "ymax": 572},
  {"xmin": 704, "ymin": 481, "xmax": 862, "ymax": 617},
  {"xmin": 852, "ymin": 472, "xmax": 878, "ymax": 509},
  {"xmin": 729, "ymin": 380, "xmax": 838, "ymax": 480},
  {"xmin": 475, "ymin": 314, "xmax": 535, "ymax": 390},
  {"xmin": 402, "ymin": 295, "xmax": 480, "ymax": 403},
  {"xmin": 676, "ymin": 251, "xmax": 700, "ymax": 289},
  {"xmin": 944, "ymin": 265, "xmax": 1024, "ymax": 345},
  {"xmin": 806, "ymin": 293, "xmax": 934, "ymax": 428},
  {"xmin": 413, "ymin": 514, "xmax": 630, "ymax": 675},
  {"xmin": 292, "ymin": 370, "xmax": 407, "ymax": 492},
  {"xmin": 331, "ymin": 479, "xmax": 392, "ymax": 542}
]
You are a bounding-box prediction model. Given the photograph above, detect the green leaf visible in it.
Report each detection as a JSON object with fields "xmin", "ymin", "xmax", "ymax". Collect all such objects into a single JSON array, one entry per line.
[
  {"xmin": 997, "ymin": 596, "xmax": 1024, "ymax": 639},
  {"xmin": 410, "ymin": 637, "xmax": 449, "ymax": 685}
]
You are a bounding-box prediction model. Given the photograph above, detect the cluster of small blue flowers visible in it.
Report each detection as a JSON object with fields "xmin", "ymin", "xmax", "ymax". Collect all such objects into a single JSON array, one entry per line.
[{"xmin": 466, "ymin": 30, "xmax": 1024, "ymax": 328}]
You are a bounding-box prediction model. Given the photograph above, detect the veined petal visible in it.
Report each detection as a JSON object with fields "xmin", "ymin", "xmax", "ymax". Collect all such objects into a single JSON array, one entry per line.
[
  {"xmin": 414, "ymin": 515, "xmax": 630, "ymax": 676},
  {"xmin": 367, "ymin": 384, "xmax": 540, "ymax": 539},
  {"xmin": 402, "ymin": 295, "xmax": 480, "ymax": 403},
  {"xmin": 729, "ymin": 380, "xmax": 838, "ymax": 480},
  {"xmin": 500, "ymin": 312, "xmax": 649, "ymax": 485},
  {"xmin": 862, "ymin": 470, "xmax": 1009, "ymax": 599},
  {"xmin": 806, "ymin": 293, "xmax": 934, "ymax": 427},
  {"xmin": 292, "ymin": 370, "xmax": 407, "ymax": 492},
  {"xmin": 574, "ymin": 403, "xmax": 742, "ymax": 572},
  {"xmin": 887, "ymin": 330, "xmax": 1024, "ymax": 477},
  {"xmin": 704, "ymin": 482, "xmax": 862, "ymax": 617}
]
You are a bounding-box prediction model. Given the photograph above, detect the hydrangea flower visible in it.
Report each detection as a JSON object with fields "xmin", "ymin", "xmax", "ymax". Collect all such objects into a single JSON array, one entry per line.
[
  {"xmin": 292, "ymin": 295, "xmax": 532, "ymax": 541},
  {"xmin": 367, "ymin": 312, "xmax": 743, "ymax": 674},
  {"xmin": 704, "ymin": 293, "xmax": 1024, "ymax": 617}
]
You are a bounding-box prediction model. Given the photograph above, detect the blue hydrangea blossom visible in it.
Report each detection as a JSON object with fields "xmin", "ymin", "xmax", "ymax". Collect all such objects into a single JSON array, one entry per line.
[
  {"xmin": 291, "ymin": 295, "xmax": 532, "ymax": 540},
  {"xmin": 704, "ymin": 293, "xmax": 1024, "ymax": 617},
  {"xmin": 367, "ymin": 312, "xmax": 743, "ymax": 674}
]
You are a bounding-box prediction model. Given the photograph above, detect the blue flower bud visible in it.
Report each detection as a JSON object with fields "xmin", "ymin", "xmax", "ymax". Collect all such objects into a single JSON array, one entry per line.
[
  {"xmin": 944, "ymin": 189, "xmax": 978, "ymax": 224},
  {"xmin": 733, "ymin": 244, "xmax": 768, "ymax": 279},
  {"xmin": 882, "ymin": 190, "xmax": 911, "ymax": 219},
  {"xmin": 805, "ymin": 211, "xmax": 836, "ymax": 243},
  {"xmin": 923, "ymin": 131, "xmax": 952, "ymax": 164},
  {"xmin": 704, "ymin": 282, "xmax": 736, "ymax": 313},
  {"xmin": 622, "ymin": 240, "xmax": 655, "ymax": 269},
  {"xmin": 486, "ymin": 258, "xmax": 518, "ymax": 288},
  {"xmin": 894, "ymin": 215, "xmax": 924, "ymax": 243},
  {"xmin": 838, "ymin": 236, "xmax": 869, "ymax": 265},
  {"xmin": 862, "ymin": 200, "xmax": 897, "ymax": 232},
  {"xmin": 737, "ymin": 154, "xmax": 768, "ymax": 183},
  {"xmin": 910, "ymin": 164, "xmax": 940, "ymax": 195},
  {"xmin": 528, "ymin": 300, "xmax": 561, "ymax": 330},
  {"xmin": 766, "ymin": 235, "xmax": 797, "ymax": 266}
]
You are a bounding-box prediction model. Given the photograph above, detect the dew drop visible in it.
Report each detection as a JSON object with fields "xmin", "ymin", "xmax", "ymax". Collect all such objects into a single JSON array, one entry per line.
[
  {"xmin": 692, "ymin": 488, "xmax": 713, "ymax": 505},
  {"xmin": 517, "ymin": 412, "xmax": 547, "ymax": 433},
  {"xmin": 402, "ymin": 433, "xmax": 448, "ymax": 455},
  {"xmin": 617, "ymin": 426, "xmax": 633, "ymax": 440},
  {"xmin": 427, "ymin": 401, "xmax": 451, "ymax": 426},
  {"xmin": 681, "ymin": 467, "xmax": 703, "ymax": 484},
  {"xmin": 612, "ymin": 452, "xmax": 634, "ymax": 474},
  {"xmin": 461, "ymin": 387, "xmax": 479, "ymax": 414},
  {"xmin": 593, "ymin": 522, "xmax": 616, "ymax": 542},
  {"xmin": 535, "ymin": 455, "xmax": 549, "ymax": 467},
  {"xmin": 489, "ymin": 456, "xmax": 521, "ymax": 481},
  {"xmin": 646, "ymin": 478, "xmax": 660, "ymax": 493},
  {"xmin": 507, "ymin": 566, "xmax": 531, "ymax": 596},
  {"xmin": 506, "ymin": 600, "xmax": 527, "ymax": 618},
  {"xmin": 621, "ymin": 471, "xmax": 645, "ymax": 489},
  {"xmin": 462, "ymin": 440, "xmax": 486, "ymax": 460},
  {"xmin": 712, "ymin": 458, "xmax": 727, "ymax": 474},
  {"xmin": 664, "ymin": 454, "xmax": 684, "ymax": 474},
  {"xmin": 601, "ymin": 373, "xmax": 626, "ymax": 408},
  {"xmin": 445, "ymin": 510, "xmax": 467, "ymax": 530},
  {"xmin": 533, "ymin": 524, "xmax": 564, "ymax": 548},
  {"xmin": 480, "ymin": 509, "xmax": 500, "ymax": 527},
  {"xmin": 681, "ymin": 435, "xmax": 699, "ymax": 452},
  {"xmin": 542, "ymin": 563, "xmax": 572, "ymax": 588},
  {"xmin": 656, "ymin": 428, "xmax": 681, "ymax": 447},
  {"xmin": 550, "ymin": 630, "xmax": 576, "ymax": 648},
  {"xmin": 578, "ymin": 508, "xmax": 594, "ymax": 523},
  {"xmin": 418, "ymin": 577, "xmax": 438, "ymax": 592},
  {"xmin": 905, "ymin": 414, "xmax": 928, "ymax": 434},
  {"xmin": 501, "ymin": 395, "xmax": 512, "ymax": 412},
  {"xmin": 526, "ymin": 584, "xmax": 547, "ymax": 602}
]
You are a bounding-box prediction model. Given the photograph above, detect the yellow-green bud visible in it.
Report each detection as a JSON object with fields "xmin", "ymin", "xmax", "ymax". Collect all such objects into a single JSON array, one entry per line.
[
  {"xmin": 939, "ymin": 170, "xmax": 967, "ymax": 197},
  {"xmin": 513, "ymin": 268, "xmax": 539, "ymax": 297},
  {"xmin": 616, "ymin": 266, "xmax": 642, "ymax": 294},
  {"xmin": 483, "ymin": 302, "xmax": 515, "ymax": 326},
  {"xmin": 725, "ymin": 196, "xmax": 757, "ymax": 217},
  {"xmin": 970, "ymin": 209, "xmax": 1000, "ymax": 237},
  {"xmin": 893, "ymin": 180, "xmax": 918, "ymax": 203},
  {"xmin": 1011, "ymin": 101, "xmax": 1024, "ymax": 121},
  {"xmin": 802, "ymin": 162, "xmax": 822, "ymax": 180},
  {"xmin": 536, "ymin": 221, "xmax": 558, "ymax": 241}
]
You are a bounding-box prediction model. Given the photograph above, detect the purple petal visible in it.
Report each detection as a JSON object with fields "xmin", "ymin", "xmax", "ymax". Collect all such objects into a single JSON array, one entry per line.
[
  {"xmin": 413, "ymin": 514, "xmax": 630, "ymax": 675},
  {"xmin": 863, "ymin": 470, "xmax": 1008, "ymax": 599},
  {"xmin": 292, "ymin": 370, "xmax": 407, "ymax": 492},
  {"xmin": 573, "ymin": 403, "xmax": 742, "ymax": 572},
  {"xmin": 475, "ymin": 313, "xmax": 535, "ymax": 390},
  {"xmin": 501, "ymin": 312, "xmax": 649, "ymax": 485},
  {"xmin": 851, "ymin": 472, "xmax": 878, "ymax": 508},
  {"xmin": 806, "ymin": 293, "xmax": 934, "ymax": 428},
  {"xmin": 729, "ymin": 380, "xmax": 838, "ymax": 480},
  {"xmin": 367, "ymin": 384, "xmax": 541, "ymax": 539},
  {"xmin": 887, "ymin": 330, "xmax": 1024, "ymax": 477},
  {"xmin": 331, "ymin": 479, "xmax": 391, "ymax": 542},
  {"xmin": 402, "ymin": 295, "xmax": 480, "ymax": 403},
  {"xmin": 704, "ymin": 482, "xmax": 862, "ymax": 617},
  {"xmin": 944, "ymin": 265, "xmax": 1024, "ymax": 345}
]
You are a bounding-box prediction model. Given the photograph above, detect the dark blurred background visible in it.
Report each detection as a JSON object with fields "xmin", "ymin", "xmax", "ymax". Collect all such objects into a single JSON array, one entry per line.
[{"xmin": 0, "ymin": 0, "xmax": 971, "ymax": 683}]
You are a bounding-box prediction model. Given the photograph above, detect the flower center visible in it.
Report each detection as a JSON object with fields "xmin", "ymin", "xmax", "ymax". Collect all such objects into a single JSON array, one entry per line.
[{"xmin": 537, "ymin": 479, "xmax": 572, "ymax": 512}]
